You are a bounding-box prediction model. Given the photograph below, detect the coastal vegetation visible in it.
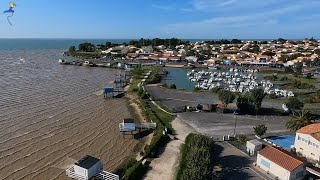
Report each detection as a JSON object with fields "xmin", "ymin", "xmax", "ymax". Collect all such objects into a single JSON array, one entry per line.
[
  {"xmin": 176, "ymin": 133, "xmax": 214, "ymax": 180},
  {"xmin": 117, "ymin": 65, "xmax": 175, "ymax": 180},
  {"xmin": 286, "ymin": 109, "xmax": 314, "ymax": 131},
  {"xmin": 236, "ymin": 88, "xmax": 266, "ymax": 114},
  {"xmin": 285, "ymin": 97, "xmax": 304, "ymax": 114}
]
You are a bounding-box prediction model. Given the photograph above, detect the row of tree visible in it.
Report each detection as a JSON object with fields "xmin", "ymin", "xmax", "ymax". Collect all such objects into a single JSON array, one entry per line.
[
  {"xmin": 128, "ymin": 38, "xmax": 187, "ymax": 48},
  {"xmin": 218, "ymin": 88, "xmax": 266, "ymax": 114},
  {"xmin": 218, "ymin": 88, "xmax": 315, "ymax": 132}
]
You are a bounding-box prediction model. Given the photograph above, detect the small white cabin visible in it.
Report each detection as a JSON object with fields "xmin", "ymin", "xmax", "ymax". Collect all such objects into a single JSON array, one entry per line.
[
  {"xmin": 246, "ymin": 139, "xmax": 263, "ymax": 156},
  {"xmin": 66, "ymin": 155, "xmax": 119, "ymax": 180},
  {"xmin": 119, "ymin": 118, "xmax": 136, "ymax": 132}
]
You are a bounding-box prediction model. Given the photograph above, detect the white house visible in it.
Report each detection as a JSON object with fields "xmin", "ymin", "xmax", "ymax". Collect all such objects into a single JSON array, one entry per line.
[
  {"xmin": 246, "ymin": 139, "xmax": 262, "ymax": 156},
  {"xmin": 257, "ymin": 146, "xmax": 306, "ymax": 180},
  {"xmin": 294, "ymin": 123, "xmax": 320, "ymax": 163}
]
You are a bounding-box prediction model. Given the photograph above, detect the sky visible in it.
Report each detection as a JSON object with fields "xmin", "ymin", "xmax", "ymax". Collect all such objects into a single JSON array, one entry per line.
[{"xmin": 0, "ymin": 0, "xmax": 319, "ymax": 39}]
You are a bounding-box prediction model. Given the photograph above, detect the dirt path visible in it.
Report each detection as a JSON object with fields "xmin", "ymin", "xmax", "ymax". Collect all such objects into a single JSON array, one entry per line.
[{"xmin": 143, "ymin": 118, "xmax": 195, "ymax": 180}]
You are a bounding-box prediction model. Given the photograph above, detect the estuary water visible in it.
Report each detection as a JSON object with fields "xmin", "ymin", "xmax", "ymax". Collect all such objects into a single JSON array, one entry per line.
[{"xmin": 0, "ymin": 49, "xmax": 138, "ymax": 179}]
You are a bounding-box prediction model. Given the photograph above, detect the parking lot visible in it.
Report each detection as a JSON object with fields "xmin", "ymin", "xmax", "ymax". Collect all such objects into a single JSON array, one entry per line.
[{"xmin": 178, "ymin": 112, "xmax": 290, "ymax": 136}]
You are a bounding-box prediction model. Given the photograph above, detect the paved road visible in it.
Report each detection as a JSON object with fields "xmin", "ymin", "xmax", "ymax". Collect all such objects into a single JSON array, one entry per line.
[
  {"xmin": 178, "ymin": 112, "xmax": 289, "ymax": 136},
  {"xmin": 213, "ymin": 142, "xmax": 267, "ymax": 180}
]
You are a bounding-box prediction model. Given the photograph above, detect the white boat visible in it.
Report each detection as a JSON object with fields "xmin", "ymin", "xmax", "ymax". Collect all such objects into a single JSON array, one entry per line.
[
  {"xmin": 208, "ymin": 66, "xmax": 217, "ymax": 70},
  {"xmin": 59, "ymin": 59, "xmax": 65, "ymax": 64}
]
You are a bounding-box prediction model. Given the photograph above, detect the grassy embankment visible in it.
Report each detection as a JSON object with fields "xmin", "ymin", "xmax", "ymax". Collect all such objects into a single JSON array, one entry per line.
[
  {"xmin": 176, "ymin": 133, "xmax": 215, "ymax": 180},
  {"xmin": 115, "ymin": 66, "xmax": 175, "ymax": 180}
]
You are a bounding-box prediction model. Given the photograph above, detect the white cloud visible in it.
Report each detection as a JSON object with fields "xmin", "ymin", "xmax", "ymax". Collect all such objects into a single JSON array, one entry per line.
[
  {"xmin": 162, "ymin": 2, "xmax": 320, "ymax": 38},
  {"xmin": 151, "ymin": 4, "xmax": 175, "ymax": 11},
  {"xmin": 217, "ymin": 0, "xmax": 237, "ymax": 7}
]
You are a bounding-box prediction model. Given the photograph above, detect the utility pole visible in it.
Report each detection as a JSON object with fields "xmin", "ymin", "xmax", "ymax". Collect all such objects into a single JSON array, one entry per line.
[{"xmin": 233, "ymin": 110, "xmax": 237, "ymax": 137}]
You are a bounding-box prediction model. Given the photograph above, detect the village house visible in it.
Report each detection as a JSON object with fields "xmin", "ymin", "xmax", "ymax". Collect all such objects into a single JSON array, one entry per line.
[
  {"xmin": 294, "ymin": 123, "xmax": 320, "ymax": 164},
  {"xmin": 257, "ymin": 146, "xmax": 306, "ymax": 180}
]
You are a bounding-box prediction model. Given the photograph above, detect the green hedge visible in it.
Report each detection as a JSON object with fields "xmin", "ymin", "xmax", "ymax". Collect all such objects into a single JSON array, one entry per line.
[{"xmin": 176, "ymin": 133, "xmax": 214, "ymax": 180}]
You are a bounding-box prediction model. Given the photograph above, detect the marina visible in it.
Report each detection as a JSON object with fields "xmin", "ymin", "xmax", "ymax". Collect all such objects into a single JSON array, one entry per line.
[{"xmin": 187, "ymin": 68, "xmax": 295, "ymax": 97}]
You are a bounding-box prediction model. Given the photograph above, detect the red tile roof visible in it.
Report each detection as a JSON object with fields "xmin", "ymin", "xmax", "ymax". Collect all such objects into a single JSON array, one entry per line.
[
  {"xmin": 297, "ymin": 123, "xmax": 320, "ymax": 134},
  {"xmin": 258, "ymin": 146, "xmax": 305, "ymax": 172},
  {"xmin": 297, "ymin": 124, "xmax": 320, "ymax": 142}
]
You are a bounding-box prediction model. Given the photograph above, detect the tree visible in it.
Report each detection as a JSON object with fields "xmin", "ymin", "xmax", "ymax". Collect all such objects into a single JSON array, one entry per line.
[
  {"xmin": 69, "ymin": 46, "xmax": 76, "ymax": 53},
  {"xmin": 254, "ymin": 124, "xmax": 268, "ymax": 137},
  {"xmin": 262, "ymin": 51, "xmax": 276, "ymax": 57},
  {"xmin": 279, "ymin": 55, "xmax": 289, "ymax": 63},
  {"xmin": 250, "ymin": 88, "xmax": 266, "ymax": 114},
  {"xmin": 277, "ymin": 38, "xmax": 287, "ymax": 44},
  {"xmin": 286, "ymin": 109, "xmax": 314, "ymax": 131},
  {"xmin": 286, "ymin": 97, "xmax": 304, "ymax": 114},
  {"xmin": 236, "ymin": 94, "xmax": 252, "ymax": 114},
  {"xmin": 78, "ymin": 42, "xmax": 96, "ymax": 52},
  {"xmin": 105, "ymin": 42, "xmax": 112, "ymax": 48},
  {"xmin": 219, "ymin": 90, "xmax": 236, "ymax": 108},
  {"xmin": 169, "ymin": 84, "xmax": 177, "ymax": 89}
]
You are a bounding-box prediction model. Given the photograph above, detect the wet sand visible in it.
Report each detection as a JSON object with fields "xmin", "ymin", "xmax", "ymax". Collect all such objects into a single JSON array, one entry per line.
[{"xmin": 0, "ymin": 50, "xmax": 141, "ymax": 179}]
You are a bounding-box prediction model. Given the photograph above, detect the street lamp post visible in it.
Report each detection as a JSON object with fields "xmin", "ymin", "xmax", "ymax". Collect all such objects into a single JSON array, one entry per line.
[{"xmin": 233, "ymin": 110, "xmax": 237, "ymax": 137}]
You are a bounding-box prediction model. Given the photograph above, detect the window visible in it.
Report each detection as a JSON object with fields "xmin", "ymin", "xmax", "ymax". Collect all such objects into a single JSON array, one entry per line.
[
  {"xmin": 261, "ymin": 159, "xmax": 270, "ymax": 169},
  {"xmin": 298, "ymin": 136, "xmax": 301, "ymax": 140}
]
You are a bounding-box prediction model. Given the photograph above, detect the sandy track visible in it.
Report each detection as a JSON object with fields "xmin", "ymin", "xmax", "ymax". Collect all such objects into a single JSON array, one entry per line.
[{"xmin": 144, "ymin": 118, "xmax": 195, "ymax": 180}]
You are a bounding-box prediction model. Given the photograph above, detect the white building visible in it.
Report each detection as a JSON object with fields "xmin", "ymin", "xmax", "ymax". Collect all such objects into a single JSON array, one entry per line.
[
  {"xmin": 257, "ymin": 146, "xmax": 306, "ymax": 180},
  {"xmin": 66, "ymin": 155, "xmax": 119, "ymax": 180},
  {"xmin": 246, "ymin": 139, "xmax": 262, "ymax": 156},
  {"xmin": 119, "ymin": 118, "xmax": 136, "ymax": 132},
  {"xmin": 294, "ymin": 123, "xmax": 320, "ymax": 163}
]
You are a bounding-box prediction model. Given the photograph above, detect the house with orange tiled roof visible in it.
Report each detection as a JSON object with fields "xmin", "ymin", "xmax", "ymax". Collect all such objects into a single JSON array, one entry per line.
[
  {"xmin": 294, "ymin": 123, "xmax": 320, "ymax": 163},
  {"xmin": 257, "ymin": 146, "xmax": 306, "ymax": 180}
]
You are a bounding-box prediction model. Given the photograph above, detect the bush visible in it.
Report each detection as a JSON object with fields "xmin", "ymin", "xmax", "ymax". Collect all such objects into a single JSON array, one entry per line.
[
  {"xmin": 193, "ymin": 87, "xmax": 201, "ymax": 92},
  {"xmin": 132, "ymin": 88, "xmax": 139, "ymax": 92},
  {"xmin": 280, "ymin": 76, "xmax": 288, "ymax": 81},
  {"xmin": 138, "ymin": 88, "xmax": 144, "ymax": 96},
  {"xmin": 169, "ymin": 84, "xmax": 177, "ymax": 89},
  {"xmin": 285, "ymin": 67, "xmax": 294, "ymax": 73},
  {"xmin": 211, "ymin": 87, "xmax": 220, "ymax": 93},
  {"xmin": 264, "ymin": 75, "xmax": 278, "ymax": 81},
  {"xmin": 236, "ymin": 134, "xmax": 248, "ymax": 143},
  {"xmin": 269, "ymin": 92, "xmax": 278, "ymax": 99},
  {"xmin": 254, "ymin": 124, "xmax": 267, "ymax": 137},
  {"xmin": 140, "ymin": 93, "xmax": 149, "ymax": 99}
]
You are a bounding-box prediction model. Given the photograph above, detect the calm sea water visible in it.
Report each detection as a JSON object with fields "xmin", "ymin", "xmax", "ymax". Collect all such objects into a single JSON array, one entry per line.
[
  {"xmin": 0, "ymin": 39, "xmax": 132, "ymax": 51},
  {"xmin": 0, "ymin": 38, "xmax": 278, "ymax": 51}
]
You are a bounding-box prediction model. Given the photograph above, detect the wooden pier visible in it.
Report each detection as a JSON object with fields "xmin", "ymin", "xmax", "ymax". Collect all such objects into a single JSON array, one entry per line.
[{"xmin": 103, "ymin": 72, "xmax": 131, "ymax": 99}]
